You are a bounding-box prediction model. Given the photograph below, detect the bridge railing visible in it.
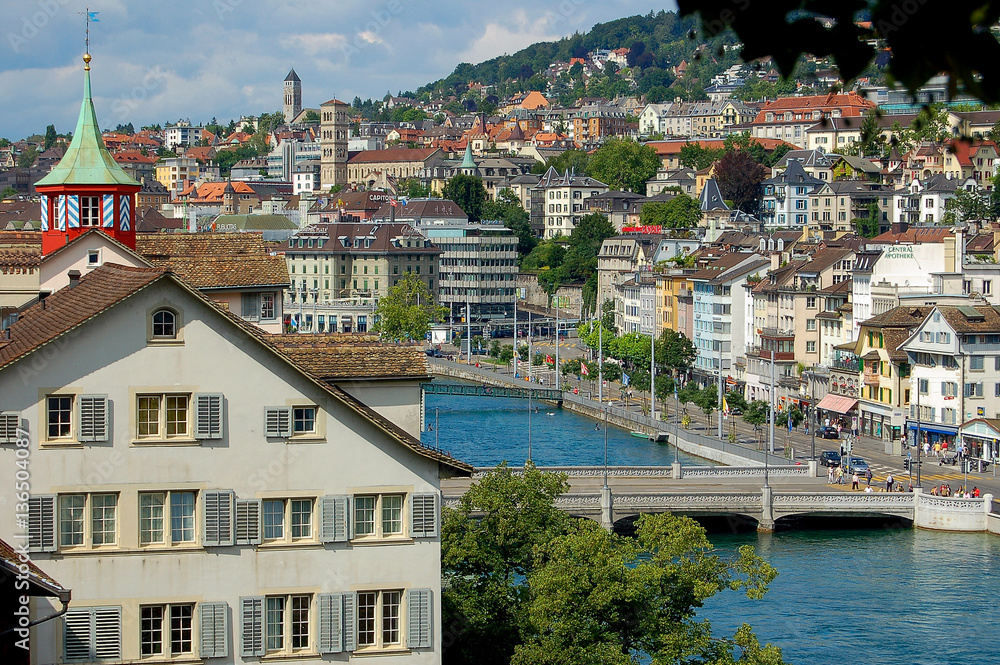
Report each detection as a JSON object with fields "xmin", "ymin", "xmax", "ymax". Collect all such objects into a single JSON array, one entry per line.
[
  {"xmin": 468, "ymin": 465, "xmax": 810, "ymax": 479},
  {"xmin": 421, "ymin": 382, "xmax": 563, "ymax": 400}
]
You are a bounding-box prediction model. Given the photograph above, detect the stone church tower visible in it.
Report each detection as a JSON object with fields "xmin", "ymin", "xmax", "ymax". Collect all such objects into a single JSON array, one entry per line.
[{"xmin": 283, "ymin": 69, "xmax": 302, "ymax": 124}]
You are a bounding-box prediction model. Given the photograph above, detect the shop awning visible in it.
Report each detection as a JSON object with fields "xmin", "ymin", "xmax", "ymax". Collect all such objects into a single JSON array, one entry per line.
[
  {"xmin": 816, "ymin": 394, "xmax": 858, "ymax": 414},
  {"xmin": 906, "ymin": 422, "xmax": 958, "ymax": 436}
]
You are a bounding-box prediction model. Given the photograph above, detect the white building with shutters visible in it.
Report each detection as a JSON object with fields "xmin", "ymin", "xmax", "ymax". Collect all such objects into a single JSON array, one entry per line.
[{"xmin": 0, "ymin": 262, "xmax": 471, "ymax": 663}]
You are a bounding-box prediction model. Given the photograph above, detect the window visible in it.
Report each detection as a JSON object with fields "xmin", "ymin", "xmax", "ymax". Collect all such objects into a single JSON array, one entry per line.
[
  {"xmin": 806, "ymin": 297, "xmax": 816, "ymax": 309},
  {"xmin": 971, "ymin": 355, "xmax": 985, "ymax": 371},
  {"xmin": 263, "ymin": 498, "xmax": 314, "ymax": 542},
  {"xmin": 138, "ymin": 394, "xmax": 189, "ymax": 439},
  {"xmin": 47, "ymin": 395, "xmax": 73, "ymax": 439},
  {"xmin": 918, "ymin": 379, "xmax": 929, "ymax": 395},
  {"xmin": 59, "ymin": 493, "xmax": 117, "ymax": 548},
  {"xmin": 964, "ymin": 382, "xmax": 984, "ymax": 398},
  {"xmin": 806, "ymin": 341, "xmax": 816, "ymax": 353},
  {"xmin": 140, "ymin": 604, "xmax": 194, "ymax": 657},
  {"xmin": 139, "ymin": 491, "xmax": 196, "ymax": 546},
  {"xmin": 265, "ymin": 594, "xmax": 311, "ymax": 654},
  {"xmin": 357, "ymin": 590, "xmax": 402, "ymax": 649},
  {"xmin": 63, "ymin": 606, "xmax": 122, "ymax": 662},
  {"xmin": 806, "ymin": 319, "xmax": 816, "ymax": 331},
  {"xmin": 353, "ymin": 494, "xmax": 404, "ymax": 538},
  {"xmin": 261, "ymin": 292, "xmax": 275, "ymax": 319},
  {"xmin": 293, "ymin": 406, "xmax": 317, "ymax": 435},
  {"xmin": 984, "ymin": 280, "xmax": 993, "ymax": 296},
  {"xmin": 152, "ymin": 309, "xmax": 176, "ymax": 338},
  {"xmin": 80, "ymin": 196, "xmax": 101, "ymax": 226}
]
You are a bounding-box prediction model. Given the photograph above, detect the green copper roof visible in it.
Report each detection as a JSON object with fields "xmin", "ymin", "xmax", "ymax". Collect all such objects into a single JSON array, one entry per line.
[
  {"xmin": 35, "ymin": 55, "xmax": 140, "ymax": 188},
  {"xmin": 460, "ymin": 142, "xmax": 477, "ymax": 169}
]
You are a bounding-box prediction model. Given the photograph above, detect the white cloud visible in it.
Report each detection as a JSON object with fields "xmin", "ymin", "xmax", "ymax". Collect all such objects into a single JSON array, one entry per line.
[
  {"xmin": 456, "ymin": 11, "xmax": 561, "ymax": 63},
  {"xmin": 281, "ymin": 33, "xmax": 348, "ymax": 56}
]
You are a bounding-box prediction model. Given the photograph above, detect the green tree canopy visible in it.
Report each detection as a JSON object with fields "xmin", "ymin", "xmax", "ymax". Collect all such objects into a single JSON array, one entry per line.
[
  {"xmin": 17, "ymin": 146, "xmax": 38, "ymax": 168},
  {"xmin": 372, "ymin": 273, "xmax": 446, "ymax": 342},
  {"xmin": 444, "ymin": 464, "xmax": 785, "ymax": 665},
  {"xmin": 587, "ymin": 138, "xmax": 660, "ymax": 194},
  {"xmin": 530, "ymin": 149, "xmax": 590, "ymax": 176},
  {"xmin": 640, "ymin": 194, "xmax": 703, "ymax": 229},
  {"xmin": 678, "ymin": 142, "xmax": 724, "ymax": 171},
  {"xmin": 482, "ymin": 189, "xmax": 537, "ymax": 258},
  {"xmin": 43, "ymin": 124, "xmax": 57, "ymax": 150},
  {"xmin": 443, "ymin": 174, "xmax": 488, "ymax": 222},
  {"xmin": 1, "ymin": 186, "xmax": 18, "ymax": 199}
]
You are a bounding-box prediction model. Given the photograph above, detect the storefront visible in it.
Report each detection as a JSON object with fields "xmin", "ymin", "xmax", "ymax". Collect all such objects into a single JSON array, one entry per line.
[
  {"xmin": 906, "ymin": 421, "xmax": 959, "ymax": 449},
  {"xmin": 958, "ymin": 419, "xmax": 1000, "ymax": 461}
]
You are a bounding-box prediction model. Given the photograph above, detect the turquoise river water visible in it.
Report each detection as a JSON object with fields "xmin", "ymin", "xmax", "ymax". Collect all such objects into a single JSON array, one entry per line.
[{"xmin": 422, "ymin": 392, "xmax": 1000, "ymax": 665}]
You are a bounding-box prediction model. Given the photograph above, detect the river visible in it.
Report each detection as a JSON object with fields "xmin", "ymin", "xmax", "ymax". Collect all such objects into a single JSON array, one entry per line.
[{"xmin": 422, "ymin": 391, "xmax": 1000, "ymax": 665}]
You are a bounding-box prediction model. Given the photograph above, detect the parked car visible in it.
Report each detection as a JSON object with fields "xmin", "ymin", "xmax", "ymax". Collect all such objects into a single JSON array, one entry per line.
[
  {"xmin": 843, "ymin": 456, "xmax": 870, "ymax": 474},
  {"xmin": 819, "ymin": 450, "xmax": 842, "ymax": 467},
  {"xmin": 818, "ymin": 426, "xmax": 840, "ymax": 439}
]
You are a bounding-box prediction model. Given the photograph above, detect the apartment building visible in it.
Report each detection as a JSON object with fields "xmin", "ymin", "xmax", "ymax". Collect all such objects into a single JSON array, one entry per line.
[
  {"xmin": 163, "ymin": 123, "xmax": 204, "ymax": 150},
  {"xmin": 531, "ymin": 167, "xmax": 608, "ymax": 239},
  {"xmin": 809, "ymin": 180, "xmax": 893, "ymax": 231},
  {"xmin": 596, "ymin": 234, "xmax": 663, "ymax": 308},
  {"xmin": 0, "ymin": 263, "xmax": 470, "ymax": 662},
  {"xmin": 760, "ymin": 160, "xmax": 825, "ymax": 227},
  {"xmin": 347, "ymin": 148, "xmax": 442, "ymax": 190},
  {"xmin": 892, "ymin": 174, "xmax": 972, "ymax": 224},
  {"xmin": 748, "ymin": 93, "xmax": 874, "ymax": 147}
]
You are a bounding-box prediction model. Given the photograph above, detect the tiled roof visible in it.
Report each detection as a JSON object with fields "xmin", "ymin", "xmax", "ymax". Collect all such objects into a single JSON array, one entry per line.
[
  {"xmin": 135, "ymin": 233, "xmax": 290, "ymax": 289},
  {"xmin": 0, "ymin": 536, "xmax": 69, "ymax": 600},
  {"xmin": 861, "ymin": 305, "xmax": 932, "ymax": 329},
  {"xmin": 938, "ymin": 305, "xmax": 1000, "ymax": 333},
  {"xmin": 0, "ymin": 263, "xmax": 167, "ymax": 368},
  {"xmin": 347, "ymin": 148, "xmax": 439, "ymax": 164},
  {"xmin": 268, "ymin": 334, "xmax": 430, "ymax": 380},
  {"xmin": 870, "ymin": 226, "xmax": 954, "ymax": 243}
]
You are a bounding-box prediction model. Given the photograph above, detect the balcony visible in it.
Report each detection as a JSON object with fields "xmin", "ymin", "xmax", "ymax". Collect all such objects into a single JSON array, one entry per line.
[
  {"xmin": 862, "ymin": 370, "xmax": 880, "ymax": 386},
  {"xmin": 832, "ymin": 357, "xmax": 860, "ymax": 372},
  {"xmin": 760, "ymin": 327, "xmax": 795, "ymax": 339}
]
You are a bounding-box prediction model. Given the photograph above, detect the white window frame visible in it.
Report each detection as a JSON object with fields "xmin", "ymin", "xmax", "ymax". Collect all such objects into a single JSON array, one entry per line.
[
  {"xmin": 58, "ymin": 492, "xmax": 118, "ymax": 550},
  {"xmin": 353, "ymin": 494, "xmax": 404, "ymax": 539},
  {"xmin": 356, "ymin": 589, "xmax": 402, "ymax": 650},
  {"xmin": 139, "ymin": 602, "xmax": 195, "ymax": 658},
  {"xmin": 80, "ymin": 195, "xmax": 101, "ymax": 227},
  {"xmin": 265, "ymin": 594, "xmax": 312, "ymax": 655},
  {"xmin": 136, "ymin": 393, "xmax": 191, "ymax": 441},
  {"xmin": 46, "ymin": 394, "xmax": 74, "ymax": 441},
  {"xmin": 139, "ymin": 490, "xmax": 197, "ymax": 547},
  {"xmin": 152, "ymin": 308, "xmax": 177, "ymax": 339},
  {"xmin": 262, "ymin": 497, "xmax": 315, "ymax": 543}
]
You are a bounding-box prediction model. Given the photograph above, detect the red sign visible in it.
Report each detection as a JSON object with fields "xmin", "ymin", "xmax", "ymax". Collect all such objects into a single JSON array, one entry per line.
[{"xmin": 621, "ymin": 226, "xmax": 663, "ymax": 234}]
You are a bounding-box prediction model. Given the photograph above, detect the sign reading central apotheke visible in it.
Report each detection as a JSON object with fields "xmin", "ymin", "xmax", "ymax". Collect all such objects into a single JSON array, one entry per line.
[
  {"xmin": 621, "ymin": 225, "xmax": 663, "ymax": 234},
  {"xmin": 884, "ymin": 245, "xmax": 915, "ymax": 260}
]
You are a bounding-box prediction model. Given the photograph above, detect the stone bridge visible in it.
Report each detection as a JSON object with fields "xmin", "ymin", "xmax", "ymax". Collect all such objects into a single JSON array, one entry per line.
[{"xmin": 442, "ymin": 466, "xmax": 996, "ymax": 533}]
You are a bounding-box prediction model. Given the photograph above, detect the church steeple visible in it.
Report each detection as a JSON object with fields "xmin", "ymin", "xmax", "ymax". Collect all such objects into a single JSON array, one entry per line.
[{"xmin": 36, "ymin": 52, "xmax": 142, "ymax": 255}]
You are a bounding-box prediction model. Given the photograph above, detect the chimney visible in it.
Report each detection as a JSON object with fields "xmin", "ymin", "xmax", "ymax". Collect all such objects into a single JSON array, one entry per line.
[
  {"xmin": 770, "ymin": 252, "xmax": 780, "ymax": 271},
  {"xmin": 67, "ymin": 270, "xmax": 81, "ymax": 289}
]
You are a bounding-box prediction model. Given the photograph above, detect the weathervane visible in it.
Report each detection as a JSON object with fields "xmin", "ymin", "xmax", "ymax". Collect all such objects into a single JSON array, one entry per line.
[{"xmin": 78, "ymin": 7, "xmax": 100, "ymax": 68}]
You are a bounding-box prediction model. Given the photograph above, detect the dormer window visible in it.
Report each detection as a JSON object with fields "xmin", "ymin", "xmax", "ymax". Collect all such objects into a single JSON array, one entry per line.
[{"xmin": 152, "ymin": 309, "xmax": 177, "ymax": 339}]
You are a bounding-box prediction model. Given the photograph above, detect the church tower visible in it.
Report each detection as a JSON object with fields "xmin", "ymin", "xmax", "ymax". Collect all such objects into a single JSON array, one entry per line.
[
  {"xmin": 284, "ymin": 69, "xmax": 302, "ymax": 124},
  {"xmin": 222, "ymin": 181, "xmax": 237, "ymax": 215},
  {"xmin": 35, "ymin": 52, "xmax": 141, "ymax": 256},
  {"xmin": 320, "ymin": 98, "xmax": 349, "ymax": 190}
]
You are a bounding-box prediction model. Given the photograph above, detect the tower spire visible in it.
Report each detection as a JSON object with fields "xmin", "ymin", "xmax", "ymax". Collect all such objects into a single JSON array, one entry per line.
[{"xmin": 78, "ymin": 8, "xmax": 99, "ymax": 68}]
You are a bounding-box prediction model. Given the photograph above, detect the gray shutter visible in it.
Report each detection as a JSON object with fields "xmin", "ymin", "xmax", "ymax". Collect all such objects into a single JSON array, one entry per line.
[
  {"xmin": 410, "ymin": 493, "xmax": 439, "ymax": 538},
  {"xmin": 203, "ymin": 490, "xmax": 235, "ymax": 546},
  {"xmin": 240, "ymin": 596, "xmax": 265, "ymax": 657},
  {"xmin": 199, "ymin": 602, "xmax": 230, "ymax": 658},
  {"xmin": 264, "ymin": 407, "xmax": 292, "ymax": 437},
  {"xmin": 241, "ymin": 293, "xmax": 260, "ymax": 321},
  {"xmin": 63, "ymin": 608, "xmax": 93, "ymax": 662},
  {"xmin": 0, "ymin": 411, "xmax": 20, "ymax": 444},
  {"xmin": 93, "ymin": 606, "xmax": 121, "ymax": 660},
  {"xmin": 194, "ymin": 393, "xmax": 223, "ymax": 439},
  {"xmin": 407, "ymin": 589, "xmax": 432, "ymax": 649},
  {"xmin": 28, "ymin": 495, "xmax": 56, "ymax": 552},
  {"xmin": 78, "ymin": 395, "xmax": 109, "ymax": 442},
  {"xmin": 235, "ymin": 499, "xmax": 262, "ymax": 545},
  {"xmin": 317, "ymin": 593, "xmax": 343, "ymax": 654},
  {"xmin": 320, "ymin": 495, "xmax": 350, "ymax": 543},
  {"xmin": 342, "ymin": 592, "xmax": 357, "ymax": 652}
]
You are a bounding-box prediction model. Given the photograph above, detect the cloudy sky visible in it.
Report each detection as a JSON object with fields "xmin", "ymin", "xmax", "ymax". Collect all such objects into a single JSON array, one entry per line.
[{"xmin": 0, "ymin": 0, "xmax": 672, "ymax": 140}]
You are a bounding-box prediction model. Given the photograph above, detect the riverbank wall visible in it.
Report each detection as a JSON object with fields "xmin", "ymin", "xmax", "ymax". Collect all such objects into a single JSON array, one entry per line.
[{"xmin": 428, "ymin": 358, "xmax": 791, "ymax": 469}]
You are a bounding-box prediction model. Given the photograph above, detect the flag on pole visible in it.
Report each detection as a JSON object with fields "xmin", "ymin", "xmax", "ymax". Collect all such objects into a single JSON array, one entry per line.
[
  {"xmin": 622, "ymin": 372, "xmax": 630, "ymax": 387},
  {"xmin": 545, "ymin": 355, "xmax": 554, "ymax": 365},
  {"xmin": 88, "ymin": 11, "xmax": 100, "ymax": 21},
  {"xmin": 580, "ymin": 362, "xmax": 589, "ymax": 376},
  {"xmin": 723, "ymin": 396, "xmax": 730, "ymax": 418}
]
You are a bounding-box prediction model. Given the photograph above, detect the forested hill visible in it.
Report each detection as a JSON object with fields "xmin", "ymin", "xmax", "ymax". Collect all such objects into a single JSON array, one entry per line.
[{"xmin": 415, "ymin": 10, "xmax": 742, "ymax": 104}]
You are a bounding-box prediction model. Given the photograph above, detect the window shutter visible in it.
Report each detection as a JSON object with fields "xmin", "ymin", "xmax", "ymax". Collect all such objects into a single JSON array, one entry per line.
[
  {"xmin": 203, "ymin": 490, "xmax": 235, "ymax": 546},
  {"xmin": 264, "ymin": 407, "xmax": 292, "ymax": 437},
  {"xmin": 320, "ymin": 495, "xmax": 350, "ymax": 542},
  {"xmin": 28, "ymin": 495, "xmax": 56, "ymax": 553},
  {"xmin": 317, "ymin": 593, "xmax": 343, "ymax": 654},
  {"xmin": 78, "ymin": 395, "xmax": 109, "ymax": 442},
  {"xmin": 240, "ymin": 596, "xmax": 265, "ymax": 657},
  {"xmin": 235, "ymin": 499, "xmax": 261, "ymax": 545},
  {"xmin": 407, "ymin": 589, "xmax": 432, "ymax": 649},
  {"xmin": 93, "ymin": 606, "xmax": 121, "ymax": 660},
  {"xmin": 410, "ymin": 493, "xmax": 439, "ymax": 538},
  {"xmin": 63, "ymin": 608, "xmax": 93, "ymax": 662},
  {"xmin": 199, "ymin": 602, "xmax": 230, "ymax": 658},
  {"xmin": 194, "ymin": 393, "xmax": 223, "ymax": 439},
  {"xmin": 0, "ymin": 411, "xmax": 20, "ymax": 444},
  {"xmin": 241, "ymin": 293, "xmax": 260, "ymax": 321},
  {"xmin": 342, "ymin": 592, "xmax": 357, "ymax": 652}
]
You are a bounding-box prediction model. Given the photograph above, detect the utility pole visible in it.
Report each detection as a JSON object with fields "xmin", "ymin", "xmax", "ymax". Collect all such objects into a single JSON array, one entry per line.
[
  {"xmin": 810, "ymin": 371, "xmax": 816, "ymax": 461},
  {"xmin": 769, "ymin": 350, "xmax": 775, "ymax": 455},
  {"xmin": 915, "ymin": 387, "xmax": 922, "ymax": 488},
  {"xmin": 528, "ymin": 310, "xmax": 532, "ymax": 383},
  {"xmin": 650, "ymin": 329, "xmax": 656, "ymax": 421},
  {"xmin": 598, "ymin": 319, "xmax": 603, "ymax": 404},
  {"xmin": 513, "ymin": 295, "xmax": 518, "ymax": 378},
  {"xmin": 717, "ymin": 340, "xmax": 723, "ymax": 440},
  {"xmin": 466, "ymin": 293, "xmax": 472, "ymax": 365},
  {"xmin": 555, "ymin": 295, "xmax": 560, "ymax": 390}
]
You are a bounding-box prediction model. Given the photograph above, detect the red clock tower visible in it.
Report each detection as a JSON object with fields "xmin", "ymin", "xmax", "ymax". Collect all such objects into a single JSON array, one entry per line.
[{"xmin": 35, "ymin": 52, "xmax": 141, "ymax": 256}]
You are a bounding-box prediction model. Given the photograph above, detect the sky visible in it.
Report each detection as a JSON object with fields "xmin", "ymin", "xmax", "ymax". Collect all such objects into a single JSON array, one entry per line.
[{"xmin": 0, "ymin": 0, "xmax": 673, "ymax": 140}]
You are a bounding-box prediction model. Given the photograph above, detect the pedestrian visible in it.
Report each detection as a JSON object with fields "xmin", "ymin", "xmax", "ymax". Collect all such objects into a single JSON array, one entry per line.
[
  {"xmin": 973, "ymin": 486, "xmax": 981, "ymax": 498},
  {"xmin": 923, "ymin": 441, "xmax": 931, "ymax": 457},
  {"xmin": 828, "ymin": 466, "xmax": 835, "ymax": 484},
  {"xmin": 852, "ymin": 472, "xmax": 859, "ymax": 490},
  {"xmin": 933, "ymin": 442, "xmax": 941, "ymax": 457},
  {"xmin": 865, "ymin": 467, "xmax": 873, "ymax": 487},
  {"xmin": 837, "ymin": 466, "xmax": 845, "ymax": 484},
  {"xmin": 886, "ymin": 473, "xmax": 894, "ymax": 492}
]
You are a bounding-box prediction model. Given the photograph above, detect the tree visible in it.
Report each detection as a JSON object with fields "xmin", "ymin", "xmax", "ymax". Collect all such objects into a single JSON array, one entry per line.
[
  {"xmin": 853, "ymin": 202, "xmax": 882, "ymax": 238},
  {"xmin": 0, "ymin": 138, "xmax": 10, "ymax": 148},
  {"xmin": 678, "ymin": 142, "xmax": 724, "ymax": 170},
  {"xmin": 715, "ymin": 151, "xmax": 768, "ymax": 213},
  {"xmin": 443, "ymin": 174, "xmax": 488, "ymax": 222},
  {"xmin": 678, "ymin": 1, "xmax": 1000, "ymax": 106},
  {"xmin": 445, "ymin": 464, "xmax": 784, "ymax": 665},
  {"xmin": 43, "ymin": 124, "xmax": 57, "ymax": 150},
  {"xmin": 587, "ymin": 138, "xmax": 660, "ymax": 194},
  {"xmin": 1, "ymin": 186, "xmax": 17, "ymax": 199},
  {"xmin": 17, "ymin": 147, "xmax": 38, "ymax": 168},
  {"xmin": 656, "ymin": 328, "xmax": 697, "ymax": 375},
  {"xmin": 530, "ymin": 150, "xmax": 590, "ymax": 176},
  {"xmin": 372, "ymin": 273, "xmax": 446, "ymax": 342},
  {"xmin": 945, "ymin": 187, "xmax": 994, "ymax": 224},
  {"xmin": 303, "ymin": 110, "xmax": 320, "ymax": 124},
  {"xmin": 482, "ymin": 189, "xmax": 537, "ymax": 257},
  {"xmin": 641, "ymin": 194, "xmax": 703, "ymax": 229}
]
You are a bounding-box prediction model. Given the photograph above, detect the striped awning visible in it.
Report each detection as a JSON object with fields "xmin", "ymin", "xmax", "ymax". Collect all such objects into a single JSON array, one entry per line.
[{"xmin": 816, "ymin": 394, "xmax": 858, "ymax": 414}]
